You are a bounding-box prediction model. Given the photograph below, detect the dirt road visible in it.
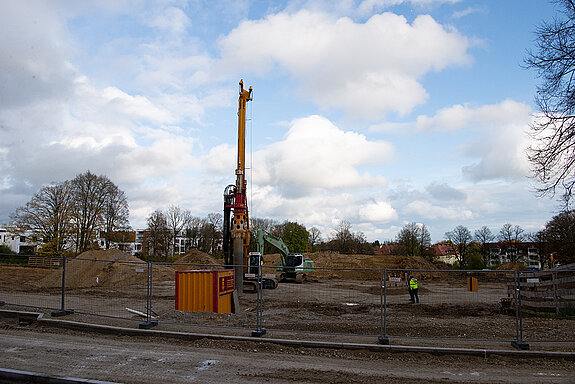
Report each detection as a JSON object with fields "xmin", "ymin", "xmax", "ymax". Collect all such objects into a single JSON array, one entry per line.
[{"xmin": 1, "ymin": 324, "xmax": 573, "ymax": 384}]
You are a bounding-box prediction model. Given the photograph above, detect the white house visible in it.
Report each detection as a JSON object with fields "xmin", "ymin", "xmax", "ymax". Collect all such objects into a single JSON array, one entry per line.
[{"xmin": 0, "ymin": 228, "xmax": 38, "ymax": 254}]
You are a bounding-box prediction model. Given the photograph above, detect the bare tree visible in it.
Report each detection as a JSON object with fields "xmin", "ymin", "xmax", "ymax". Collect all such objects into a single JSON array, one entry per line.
[
  {"xmin": 185, "ymin": 216, "xmax": 202, "ymax": 250},
  {"xmin": 525, "ymin": 0, "xmax": 575, "ymax": 203},
  {"xmin": 146, "ymin": 210, "xmax": 170, "ymax": 259},
  {"xmin": 445, "ymin": 225, "xmax": 472, "ymax": 266},
  {"xmin": 498, "ymin": 223, "xmax": 514, "ymax": 244},
  {"xmin": 70, "ymin": 171, "xmax": 116, "ymax": 254},
  {"xmin": 166, "ymin": 205, "xmax": 191, "ymax": 255},
  {"xmin": 10, "ymin": 182, "xmax": 74, "ymax": 254},
  {"xmin": 102, "ymin": 185, "xmax": 130, "ymax": 249},
  {"xmin": 513, "ymin": 225, "xmax": 525, "ymax": 243},
  {"xmin": 331, "ymin": 220, "xmax": 354, "ymax": 254},
  {"xmin": 498, "ymin": 223, "xmax": 524, "ymax": 263},
  {"xmin": 207, "ymin": 212, "xmax": 223, "ymax": 256},
  {"xmin": 308, "ymin": 227, "xmax": 322, "ymax": 251},
  {"xmin": 474, "ymin": 226, "xmax": 494, "ymax": 266}
]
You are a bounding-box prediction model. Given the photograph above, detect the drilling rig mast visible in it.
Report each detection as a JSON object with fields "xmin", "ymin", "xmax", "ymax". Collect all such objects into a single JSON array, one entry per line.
[{"xmin": 223, "ymin": 80, "xmax": 253, "ymax": 292}]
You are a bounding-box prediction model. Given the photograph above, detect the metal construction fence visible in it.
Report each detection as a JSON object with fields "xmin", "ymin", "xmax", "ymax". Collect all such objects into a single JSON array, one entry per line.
[{"xmin": 0, "ymin": 254, "xmax": 573, "ymax": 350}]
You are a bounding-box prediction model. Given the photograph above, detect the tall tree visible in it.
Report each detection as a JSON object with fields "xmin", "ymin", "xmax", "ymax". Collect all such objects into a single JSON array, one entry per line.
[
  {"xmin": 525, "ymin": 0, "xmax": 575, "ymax": 203},
  {"xmin": 498, "ymin": 223, "xmax": 524, "ymax": 263},
  {"xmin": 166, "ymin": 205, "xmax": 191, "ymax": 255},
  {"xmin": 417, "ymin": 223, "xmax": 432, "ymax": 258},
  {"xmin": 396, "ymin": 222, "xmax": 420, "ymax": 256},
  {"xmin": 10, "ymin": 182, "xmax": 73, "ymax": 254},
  {"xmin": 308, "ymin": 227, "xmax": 322, "ymax": 251},
  {"xmin": 146, "ymin": 209, "xmax": 170, "ymax": 259},
  {"xmin": 283, "ymin": 222, "xmax": 309, "ymax": 253},
  {"xmin": 185, "ymin": 216, "xmax": 202, "ymax": 250},
  {"xmin": 70, "ymin": 171, "xmax": 115, "ymax": 253},
  {"xmin": 102, "ymin": 184, "xmax": 130, "ymax": 249},
  {"xmin": 498, "ymin": 223, "xmax": 514, "ymax": 245},
  {"xmin": 331, "ymin": 220, "xmax": 354, "ymax": 254},
  {"xmin": 541, "ymin": 210, "xmax": 575, "ymax": 264},
  {"xmin": 445, "ymin": 225, "xmax": 472, "ymax": 266},
  {"xmin": 474, "ymin": 226, "xmax": 495, "ymax": 266},
  {"xmin": 207, "ymin": 212, "xmax": 223, "ymax": 256},
  {"xmin": 395, "ymin": 222, "xmax": 431, "ymax": 257}
]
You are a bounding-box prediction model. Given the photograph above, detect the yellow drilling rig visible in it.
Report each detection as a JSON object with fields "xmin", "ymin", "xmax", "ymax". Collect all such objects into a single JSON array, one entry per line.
[{"xmin": 223, "ymin": 80, "xmax": 252, "ymax": 292}]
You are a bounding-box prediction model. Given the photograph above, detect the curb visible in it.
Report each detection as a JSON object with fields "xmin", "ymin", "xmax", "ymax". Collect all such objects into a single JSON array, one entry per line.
[{"xmin": 0, "ymin": 368, "xmax": 120, "ymax": 384}]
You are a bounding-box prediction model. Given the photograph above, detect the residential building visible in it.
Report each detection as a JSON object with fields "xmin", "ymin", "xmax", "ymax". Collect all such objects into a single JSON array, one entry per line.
[
  {"xmin": 0, "ymin": 228, "xmax": 39, "ymax": 254},
  {"xmin": 433, "ymin": 243, "xmax": 458, "ymax": 265}
]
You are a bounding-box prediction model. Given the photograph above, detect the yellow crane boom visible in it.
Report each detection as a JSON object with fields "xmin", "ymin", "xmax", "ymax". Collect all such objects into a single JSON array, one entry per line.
[{"xmin": 223, "ymin": 80, "xmax": 252, "ymax": 292}]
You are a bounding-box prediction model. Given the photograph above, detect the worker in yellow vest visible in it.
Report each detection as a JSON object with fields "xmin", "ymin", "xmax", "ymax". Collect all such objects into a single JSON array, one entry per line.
[{"xmin": 408, "ymin": 276, "xmax": 419, "ymax": 303}]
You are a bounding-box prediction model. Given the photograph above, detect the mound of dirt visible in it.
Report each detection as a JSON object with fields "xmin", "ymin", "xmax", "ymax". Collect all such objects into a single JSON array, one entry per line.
[
  {"xmin": 38, "ymin": 249, "xmax": 174, "ymax": 289},
  {"xmin": 173, "ymin": 249, "xmax": 222, "ymax": 270},
  {"xmin": 260, "ymin": 252, "xmax": 438, "ymax": 281},
  {"xmin": 497, "ymin": 262, "xmax": 529, "ymax": 271}
]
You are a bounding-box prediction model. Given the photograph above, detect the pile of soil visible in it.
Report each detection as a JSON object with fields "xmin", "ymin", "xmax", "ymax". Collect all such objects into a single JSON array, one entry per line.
[
  {"xmin": 37, "ymin": 250, "xmax": 174, "ymax": 289},
  {"xmin": 172, "ymin": 249, "xmax": 222, "ymax": 271},
  {"xmin": 261, "ymin": 252, "xmax": 438, "ymax": 280},
  {"xmin": 497, "ymin": 262, "xmax": 529, "ymax": 271}
]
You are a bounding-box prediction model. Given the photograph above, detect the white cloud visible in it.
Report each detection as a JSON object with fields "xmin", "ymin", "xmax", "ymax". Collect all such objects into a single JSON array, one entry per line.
[
  {"xmin": 217, "ymin": 10, "xmax": 471, "ymax": 119},
  {"xmin": 0, "ymin": 1, "xmax": 76, "ymax": 109},
  {"xmin": 147, "ymin": 6, "xmax": 192, "ymax": 36},
  {"xmin": 426, "ymin": 182, "xmax": 466, "ymax": 201},
  {"xmin": 359, "ymin": 200, "xmax": 398, "ymax": 222},
  {"xmin": 415, "ymin": 99, "xmax": 530, "ymax": 132},
  {"xmin": 413, "ymin": 99, "xmax": 533, "ymax": 181},
  {"xmin": 405, "ymin": 200, "xmax": 473, "ymax": 220},
  {"xmin": 253, "ymin": 115, "xmax": 393, "ymax": 190}
]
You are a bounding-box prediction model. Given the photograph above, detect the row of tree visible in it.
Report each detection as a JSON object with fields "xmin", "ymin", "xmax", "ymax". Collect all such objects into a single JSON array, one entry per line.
[
  {"xmin": 8, "ymin": 171, "xmax": 575, "ymax": 266},
  {"xmin": 141, "ymin": 209, "xmax": 376, "ymax": 260},
  {"xmin": 145, "ymin": 207, "xmax": 224, "ymax": 259},
  {"xmin": 393, "ymin": 213, "xmax": 575, "ymax": 267},
  {"xmin": 9, "ymin": 171, "xmax": 129, "ymax": 255}
]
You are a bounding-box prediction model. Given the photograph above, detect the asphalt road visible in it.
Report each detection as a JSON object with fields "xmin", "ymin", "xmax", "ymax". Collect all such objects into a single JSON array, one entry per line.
[{"xmin": 1, "ymin": 324, "xmax": 574, "ymax": 384}]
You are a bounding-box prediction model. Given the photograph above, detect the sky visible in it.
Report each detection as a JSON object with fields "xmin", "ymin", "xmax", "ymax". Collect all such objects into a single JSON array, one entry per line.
[{"xmin": 0, "ymin": 0, "xmax": 565, "ymax": 244}]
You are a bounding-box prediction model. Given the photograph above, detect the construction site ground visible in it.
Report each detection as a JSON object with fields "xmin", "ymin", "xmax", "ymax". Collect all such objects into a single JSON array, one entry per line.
[{"xmin": 1, "ymin": 250, "xmax": 574, "ymax": 383}]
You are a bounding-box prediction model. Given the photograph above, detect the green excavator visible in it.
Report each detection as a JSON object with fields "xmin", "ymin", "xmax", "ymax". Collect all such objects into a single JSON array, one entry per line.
[{"xmin": 245, "ymin": 228, "xmax": 314, "ymax": 291}]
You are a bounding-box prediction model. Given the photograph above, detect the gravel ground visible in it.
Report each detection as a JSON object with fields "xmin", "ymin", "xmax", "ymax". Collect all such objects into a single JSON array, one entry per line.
[{"xmin": 1, "ymin": 323, "xmax": 574, "ymax": 384}]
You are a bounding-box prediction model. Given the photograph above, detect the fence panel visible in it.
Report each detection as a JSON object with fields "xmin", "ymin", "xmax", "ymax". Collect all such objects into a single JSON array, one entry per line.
[
  {"xmin": 258, "ymin": 265, "xmax": 383, "ymax": 338},
  {"xmin": 0, "ymin": 254, "xmax": 62, "ymax": 311},
  {"xmin": 60, "ymin": 256, "xmax": 149, "ymax": 322},
  {"xmin": 383, "ymin": 269, "xmax": 516, "ymax": 343},
  {"xmin": 518, "ymin": 266, "xmax": 575, "ymax": 344}
]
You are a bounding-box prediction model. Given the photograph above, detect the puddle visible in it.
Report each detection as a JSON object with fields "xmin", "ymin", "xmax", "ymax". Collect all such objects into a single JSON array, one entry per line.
[{"xmin": 197, "ymin": 360, "xmax": 219, "ymax": 371}]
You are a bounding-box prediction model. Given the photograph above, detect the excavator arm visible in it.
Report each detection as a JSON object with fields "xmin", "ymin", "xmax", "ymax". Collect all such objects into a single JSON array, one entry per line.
[{"xmin": 256, "ymin": 228, "xmax": 290, "ymax": 262}]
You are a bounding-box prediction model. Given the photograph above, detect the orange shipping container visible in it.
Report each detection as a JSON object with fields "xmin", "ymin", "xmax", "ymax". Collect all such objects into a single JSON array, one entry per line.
[{"xmin": 175, "ymin": 270, "xmax": 234, "ymax": 314}]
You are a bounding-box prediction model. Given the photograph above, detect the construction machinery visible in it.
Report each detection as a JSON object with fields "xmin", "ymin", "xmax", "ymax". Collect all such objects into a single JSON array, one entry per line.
[
  {"xmin": 252, "ymin": 228, "xmax": 314, "ymax": 283},
  {"xmin": 222, "ymin": 80, "xmax": 313, "ymax": 293},
  {"xmin": 223, "ymin": 80, "xmax": 252, "ymax": 292}
]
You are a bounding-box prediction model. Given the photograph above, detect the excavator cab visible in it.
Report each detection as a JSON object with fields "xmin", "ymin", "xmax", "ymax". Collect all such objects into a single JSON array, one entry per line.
[{"xmin": 280, "ymin": 253, "xmax": 314, "ymax": 282}]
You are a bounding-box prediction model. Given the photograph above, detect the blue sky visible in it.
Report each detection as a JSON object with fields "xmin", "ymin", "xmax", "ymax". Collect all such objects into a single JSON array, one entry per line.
[{"xmin": 0, "ymin": 0, "xmax": 563, "ymax": 243}]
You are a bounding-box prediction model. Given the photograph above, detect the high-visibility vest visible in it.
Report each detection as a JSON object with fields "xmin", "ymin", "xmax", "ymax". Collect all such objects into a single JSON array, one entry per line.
[{"xmin": 409, "ymin": 278, "xmax": 418, "ymax": 290}]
